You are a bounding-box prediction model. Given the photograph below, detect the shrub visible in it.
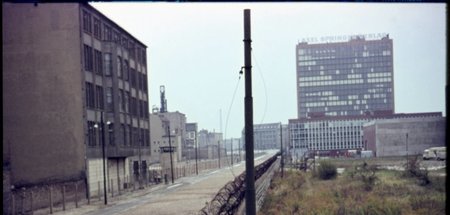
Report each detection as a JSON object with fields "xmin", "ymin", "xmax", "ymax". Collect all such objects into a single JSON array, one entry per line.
[
  {"xmin": 316, "ymin": 161, "xmax": 337, "ymax": 180},
  {"xmin": 345, "ymin": 162, "xmax": 378, "ymax": 191},
  {"xmin": 403, "ymin": 155, "xmax": 430, "ymax": 186},
  {"xmin": 356, "ymin": 162, "xmax": 378, "ymax": 191}
]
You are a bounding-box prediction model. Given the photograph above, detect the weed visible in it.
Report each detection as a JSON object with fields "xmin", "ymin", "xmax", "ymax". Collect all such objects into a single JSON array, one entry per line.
[
  {"xmin": 315, "ymin": 161, "xmax": 337, "ymax": 180},
  {"xmin": 403, "ymin": 155, "xmax": 430, "ymax": 186},
  {"xmin": 409, "ymin": 194, "xmax": 446, "ymax": 214},
  {"xmin": 261, "ymin": 166, "xmax": 445, "ymax": 215},
  {"xmin": 428, "ymin": 175, "xmax": 446, "ymax": 192},
  {"xmin": 346, "ymin": 161, "xmax": 378, "ymax": 191}
]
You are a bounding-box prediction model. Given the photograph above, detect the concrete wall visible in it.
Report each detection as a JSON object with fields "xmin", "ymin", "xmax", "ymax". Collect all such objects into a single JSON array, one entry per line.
[
  {"xmin": 364, "ymin": 117, "xmax": 446, "ymax": 157},
  {"xmin": 160, "ymin": 151, "xmax": 178, "ymax": 181},
  {"xmin": 3, "ymin": 3, "xmax": 85, "ymax": 187},
  {"xmin": 363, "ymin": 124, "xmax": 376, "ymax": 152},
  {"xmin": 86, "ymin": 157, "xmax": 129, "ymax": 198},
  {"xmin": 87, "ymin": 158, "xmax": 103, "ymax": 198},
  {"xmin": 9, "ymin": 179, "xmax": 87, "ymax": 214}
]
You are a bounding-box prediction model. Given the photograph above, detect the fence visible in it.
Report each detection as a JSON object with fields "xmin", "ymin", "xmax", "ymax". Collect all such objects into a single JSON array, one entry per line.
[
  {"xmin": 198, "ymin": 153, "xmax": 280, "ymax": 215},
  {"xmin": 148, "ymin": 157, "xmax": 237, "ymax": 184},
  {"xmin": 7, "ymin": 156, "xmax": 246, "ymax": 214},
  {"xmin": 8, "ymin": 179, "xmax": 86, "ymax": 215}
]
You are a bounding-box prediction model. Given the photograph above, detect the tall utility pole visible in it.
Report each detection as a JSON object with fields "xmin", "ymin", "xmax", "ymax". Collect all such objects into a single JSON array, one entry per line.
[
  {"xmin": 195, "ymin": 129, "xmax": 198, "ymax": 175},
  {"xmin": 100, "ymin": 113, "xmax": 108, "ymax": 205},
  {"xmin": 405, "ymin": 133, "xmax": 409, "ymax": 170},
  {"xmin": 231, "ymin": 139, "xmax": 234, "ymax": 165},
  {"xmin": 218, "ymin": 140, "xmax": 221, "ymax": 168},
  {"xmin": 243, "ymin": 9, "xmax": 255, "ymax": 215},
  {"xmin": 167, "ymin": 124, "xmax": 175, "ymax": 184},
  {"xmin": 239, "ymin": 138, "xmax": 241, "ymax": 162},
  {"xmin": 280, "ymin": 123, "xmax": 284, "ymax": 178},
  {"xmin": 406, "ymin": 133, "xmax": 409, "ymax": 157}
]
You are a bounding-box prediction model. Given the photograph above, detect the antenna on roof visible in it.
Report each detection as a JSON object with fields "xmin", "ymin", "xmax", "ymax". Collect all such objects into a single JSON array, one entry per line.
[{"xmin": 160, "ymin": 85, "xmax": 167, "ymax": 113}]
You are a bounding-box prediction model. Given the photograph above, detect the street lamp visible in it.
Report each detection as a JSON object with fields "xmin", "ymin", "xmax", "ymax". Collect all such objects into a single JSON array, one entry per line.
[
  {"xmin": 167, "ymin": 124, "xmax": 175, "ymax": 184},
  {"xmin": 280, "ymin": 123, "xmax": 284, "ymax": 178},
  {"xmin": 406, "ymin": 133, "xmax": 409, "ymax": 157},
  {"xmin": 138, "ymin": 137, "xmax": 143, "ymax": 189},
  {"xmin": 94, "ymin": 113, "xmax": 110, "ymax": 205}
]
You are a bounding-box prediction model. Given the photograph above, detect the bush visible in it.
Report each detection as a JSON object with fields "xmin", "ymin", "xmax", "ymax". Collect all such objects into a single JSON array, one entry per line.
[
  {"xmin": 316, "ymin": 161, "xmax": 337, "ymax": 180},
  {"xmin": 403, "ymin": 155, "xmax": 430, "ymax": 186},
  {"xmin": 352, "ymin": 162, "xmax": 378, "ymax": 191}
]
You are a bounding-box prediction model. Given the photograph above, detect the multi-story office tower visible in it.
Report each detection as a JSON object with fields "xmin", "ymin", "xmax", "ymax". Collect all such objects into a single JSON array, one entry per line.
[
  {"xmin": 296, "ymin": 35, "xmax": 394, "ymax": 118},
  {"xmin": 3, "ymin": 3, "xmax": 150, "ymax": 209}
]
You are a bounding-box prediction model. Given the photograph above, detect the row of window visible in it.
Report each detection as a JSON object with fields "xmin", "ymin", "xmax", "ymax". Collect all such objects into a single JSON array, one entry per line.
[
  {"xmin": 298, "ymin": 55, "xmax": 391, "ymax": 64},
  {"xmin": 291, "ymin": 138, "xmax": 362, "ymax": 145},
  {"xmin": 300, "ymin": 68, "xmax": 392, "ymax": 78},
  {"xmin": 298, "ymin": 44, "xmax": 391, "ymax": 56},
  {"xmin": 299, "ymin": 61, "xmax": 392, "ymax": 71},
  {"xmin": 292, "ymin": 120, "xmax": 365, "ymax": 129},
  {"xmin": 117, "ymin": 89, "xmax": 149, "ymax": 118},
  {"xmin": 83, "ymin": 10, "xmax": 146, "ymax": 65},
  {"xmin": 302, "ymin": 97, "xmax": 390, "ymax": 107},
  {"xmin": 86, "ymin": 83, "xmax": 104, "ymax": 109},
  {"xmin": 294, "ymin": 134, "xmax": 363, "ymax": 139},
  {"xmin": 301, "ymin": 93, "xmax": 388, "ymax": 101},
  {"xmin": 299, "ymin": 71, "xmax": 391, "ymax": 83},
  {"xmin": 298, "ymin": 136, "xmax": 362, "ymax": 141},
  {"xmin": 300, "ymin": 85, "xmax": 392, "ymax": 96},
  {"xmin": 367, "ymin": 77, "xmax": 392, "ymax": 83},
  {"xmin": 298, "ymin": 50, "xmax": 391, "ymax": 61},
  {"xmin": 86, "ymin": 81, "xmax": 149, "ymax": 119},
  {"xmin": 84, "ymin": 45, "xmax": 148, "ymax": 95},
  {"xmin": 299, "ymin": 79, "xmax": 365, "ymax": 87},
  {"xmin": 120, "ymin": 125, "xmax": 150, "ymax": 147},
  {"xmin": 87, "ymin": 120, "xmax": 111, "ymax": 146},
  {"xmin": 302, "ymin": 102, "xmax": 391, "ymax": 115},
  {"xmin": 299, "ymin": 83, "xmax": 392, "ymax": 93},
  {"xmin": 84, "ymin": 45, "xmax": 104, "ymax": 75},
  {"xmin": 87, "ymin": 120, "xmax": 150, "ymax": 147}
]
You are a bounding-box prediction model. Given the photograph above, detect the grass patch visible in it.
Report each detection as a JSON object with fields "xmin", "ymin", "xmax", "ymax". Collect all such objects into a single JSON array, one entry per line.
[{"xmin": 259, "ymin": 167, "xmax": 446, "ymax": 215}]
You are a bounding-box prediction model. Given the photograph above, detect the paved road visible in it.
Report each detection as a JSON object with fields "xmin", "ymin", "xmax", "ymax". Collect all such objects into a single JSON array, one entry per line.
[{"xmin": 53, "ymin": 150, "xmax": 278, "ymax": 215}]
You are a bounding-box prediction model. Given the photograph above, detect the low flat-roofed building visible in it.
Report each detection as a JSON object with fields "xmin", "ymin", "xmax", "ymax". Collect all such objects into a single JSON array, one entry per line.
[
  {"xmin": 288, "ymin": 112, "xmax": 443, "ymax": 160},
  {"xmin": 363, "ymin": 114, "xmax": 446, "ymax": 157}
]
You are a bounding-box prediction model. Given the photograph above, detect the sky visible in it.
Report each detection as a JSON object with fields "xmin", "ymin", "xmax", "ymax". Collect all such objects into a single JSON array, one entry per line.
[{"xmin": 91, "ymin": 2, "xmax": 446, "ymax": 139}]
